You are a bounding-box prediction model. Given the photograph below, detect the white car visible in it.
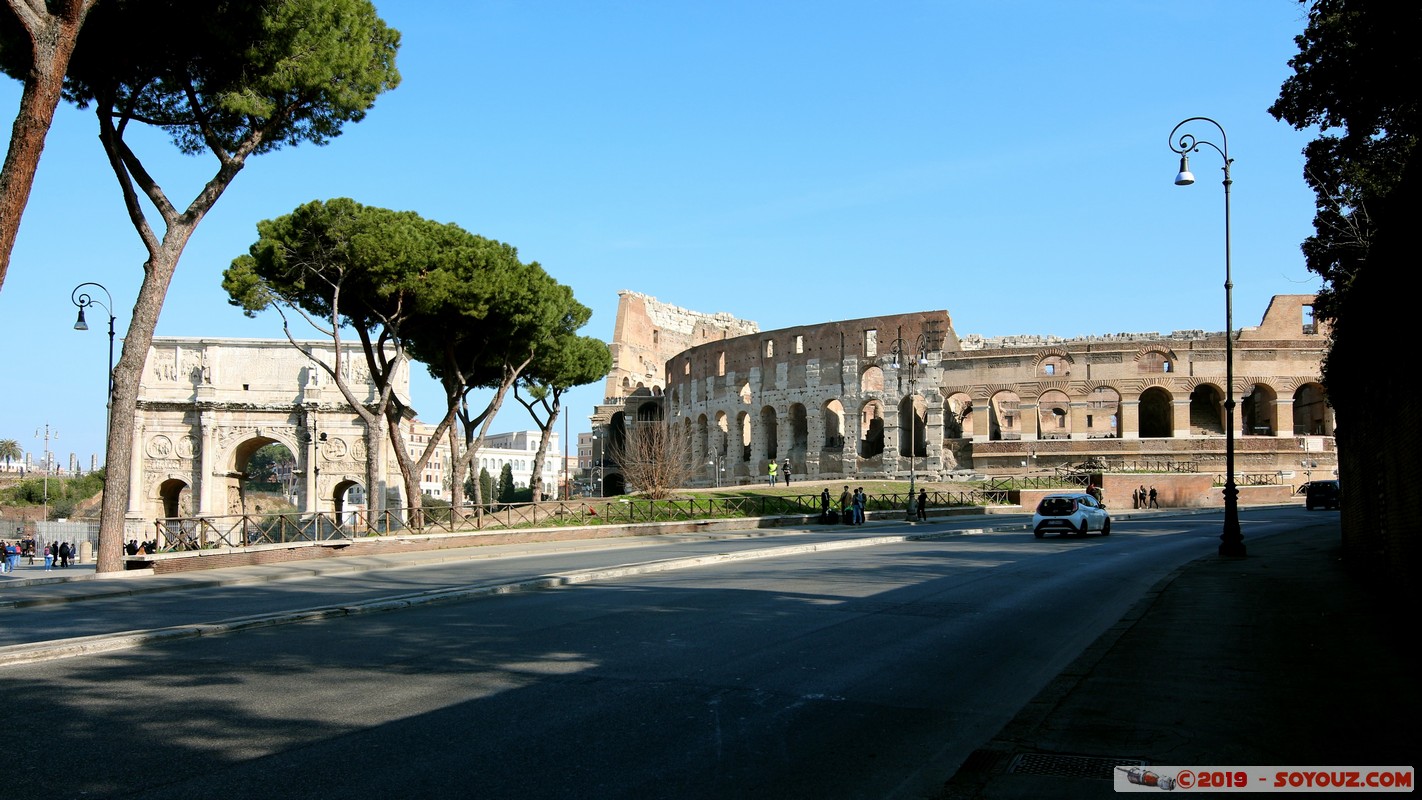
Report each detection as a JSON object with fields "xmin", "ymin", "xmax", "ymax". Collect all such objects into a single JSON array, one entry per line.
[{"xmin": 1033, "ymin": 493, "xmax": 1112, "ymax": 538}]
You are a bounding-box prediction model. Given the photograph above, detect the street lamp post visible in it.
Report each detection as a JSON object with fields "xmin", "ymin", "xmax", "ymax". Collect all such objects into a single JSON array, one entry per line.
[
  {"xmin": 707, "ymin": 449, "xmax": 724, "ymax": 487},
  {"xmin": 888, "ymin": 334, "xmax": 929, "ymax": 522},
  {"xmin": 71, "ymin": 282, "xmax": 117, "ymax": 448},
  {"xmin": 1169, "ymin": 116, "xmax": 1244, "ymax": 557},
  {"xmin": 35, "ymin": 423, "xmax": 57, "ymax": 521}
]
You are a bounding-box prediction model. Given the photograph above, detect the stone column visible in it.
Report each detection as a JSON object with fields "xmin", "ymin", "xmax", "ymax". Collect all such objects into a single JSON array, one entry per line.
[
  {"xmin": 1070, "ymin": 401, "xmax": 1090, "ymax": 440},
  {"xmin": 923, "ymin": 395, "xmax": 942, "ymax": 469},
  {"xmin": 197, "ymin": 411, "xmax": 219, "ymax": 516},
  {"xmin": 972, "ymin": 391, "xmax": 992, "ymax": 444},
  {"xmin": 1121, "ymin": 398, "xmax": 1141, "ymax": 440},
  {"xmin": 805, "ymin": 405, "xmax": 823, "ymax": 478},
  {"xmin": 1020, "ymin": 397, "xmax": 1041, "ymax": 441},
  {"xmin": 1275, "ymin": 396, "xmax": 1296, "ymax": 437},
  {"xmin": 1172, "ymin": 399, "xmax": 1191, "ymax": 439}
]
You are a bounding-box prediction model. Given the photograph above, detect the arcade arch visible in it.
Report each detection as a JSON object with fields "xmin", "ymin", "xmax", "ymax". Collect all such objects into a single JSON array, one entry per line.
[
  {"xmin": 1188, "ymin": 385, "xmax": 1225, "ymax": 436},
  {"xmin": 859, "ymin": 400, "xmax": 885, "ymax": 457},
  {"xmin": 1037, "ymin": 389, "xmax": 1071, "ymax": 438},
  {"xmin": 1140, "ymin": 386, "xmax": 1176, "ymax": 438},
  {"xmin": 944, "ymin": 392, "xmax": 972, "ymax": 439},
  {"xmin": 988, "ymin": 391, "xmax": 1021, "ymax": 441}
]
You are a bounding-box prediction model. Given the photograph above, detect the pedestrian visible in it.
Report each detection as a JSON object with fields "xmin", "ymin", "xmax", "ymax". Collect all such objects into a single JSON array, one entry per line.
[
  {"xmin": 0, "ymin": 541, "xmax": 8, "ymax": 573},
  {"xmin": 839, "ymin": 485, "xmax": 852, "ymax": 524},
  {"xmin": 4, "ymin": 540, "xmax": 18, "ymax": 572},
  {"xmin": 1138, "ymin": 485, "xmax": 1147, "ymax": 509},
  {"xmin": 1149, "ymin": 485, "xmax": 1159, "ymax": 508},
  {"xmin": 767, "ymin": 460, "xmax": 778, "ymax": 487},
  {"xmin": 58, "ymin": 541, "xmax": 70, "ymax": 568},
  {"xmin": 853, "ymin": 487, "xmax": 866, "ymax": 525},
  {"xmin": 917, "ymin": 488, "xmax": 928, "ymax": 521},
  {"xmin": 43, "ymin": 544, "xmax": 52, "ymax": 571},
  {"xmin": 782, "ymin": 458, "xmax": 792, "ymax": 486},
  {"xmin": 819, "ymin": 488, "xmax": 831, "ymax": 523}
]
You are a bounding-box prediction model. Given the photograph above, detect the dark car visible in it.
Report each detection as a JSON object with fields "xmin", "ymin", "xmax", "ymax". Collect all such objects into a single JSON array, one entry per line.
[{"xmin": 1305, "ymin": 479, "xmax": 1341, "ymax": 511}]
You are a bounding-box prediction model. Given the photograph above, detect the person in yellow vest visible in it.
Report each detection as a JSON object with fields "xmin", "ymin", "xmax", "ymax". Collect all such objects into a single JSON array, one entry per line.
[{"xmin": 767, "ymin": 460, "xmax": 778, "ymax": 486}]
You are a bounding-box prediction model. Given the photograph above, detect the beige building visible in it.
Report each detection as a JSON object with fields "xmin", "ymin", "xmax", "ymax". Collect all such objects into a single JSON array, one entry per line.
[{"xmin": 130, "ymin": 337, "xmax": 409, "ymax": 535}]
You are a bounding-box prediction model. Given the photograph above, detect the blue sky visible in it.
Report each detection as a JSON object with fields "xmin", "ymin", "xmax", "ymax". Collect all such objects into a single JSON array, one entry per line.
[{"xmin": 1, "ymin": 0, "xmax": 1320, "ymax": 467}]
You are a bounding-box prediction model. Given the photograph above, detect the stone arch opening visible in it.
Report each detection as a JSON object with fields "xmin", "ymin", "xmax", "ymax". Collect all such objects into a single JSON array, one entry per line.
[
  {"xmin": 224, "ymin": 434, "xmax": 298, "ymax": 517},
  {"xmin": 1038, "ymin": 354, "xmax": 1072, "ymax": 377},
  {"xmin": 898, "ymin": 395, "xmax": 928, "ymax": 457},
  {"xmin": 331, "ymin": 478, "xmax": 366, "ymax": 524},
  {"xmin": 788, "ymin": 403, "xmax": 808, "ymax": 468},
  {"xmin": 1188, "ymin": 385, "xmax": 1225, "ymax": 436},
  {"xmin": 608, "ymin": 411, "xmax": 628, "ymax": 457},
  {"xmin": 636, "ymin": 401, "xmax": 662, "ymax": 422},
  {"xmin": 736, "ymin": 411, "xmax": 752, "ymax": 463},
  {"xmin": 1140, "ymin": 386, "xmax": 1176, "ymax": 438},
  {"xmin": 1086, "ymin": 386, "xmax": 1120, "ymax": 438},
  {"xmin": 988, "ymin": 391, "xmax": 1021, "ymax": 441},
  {"xmin": 859, "ymin": 400, "xmax": 885, "ymax": 458},
  {"xmin": 1037, "ymin": 390, "xmax": 1071, "ymax": 438},
  {"xmin": 944, "ymin": 392, "xmax": 972, "ymax": 439},
  {"xmin": 1293, "ymin": 383, "xmax": 1332, "ymax": 435},
  {"xmin": 159, "ymin": 478, "xmax": 191, "ymax": 519},
  {"xmin": 860, "ymin": 366, "xmax": 885, "ymax": 394},
  {"xmin": 1137, "ymin": 350, "xmax": 1175, "ymax": 374},
  {"xmin": 603, "ymin": 472, "xmax": 627, "ymax": 496},
  {"xmin": 1242, "ymin": 383, "xmax": 1278, "ymax": 435},
  {"xmin": 822, "ymin": 399, "xmax": 845, "ymax": 448},
  {"xmin": 760, "ymin": 405, "xmax": 779, "ymax": 461}
]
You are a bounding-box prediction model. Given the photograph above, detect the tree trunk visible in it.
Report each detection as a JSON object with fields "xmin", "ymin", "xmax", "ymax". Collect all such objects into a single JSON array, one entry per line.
[
  {"xmin": 527, "ymin": 394, "xmax": 562, "ymax": 501},
  {"xmin": 96, "ymin": 234, "xmax": 194, "ymax": 571},
  {"xmin": 0, "ymin": 0, "xmax": 95, "ymax": 290}
]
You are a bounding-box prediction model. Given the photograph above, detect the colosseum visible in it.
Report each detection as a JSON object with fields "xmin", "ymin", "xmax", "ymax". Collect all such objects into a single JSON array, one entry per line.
[{"xmin": 590, "ymin": 292, "xmax": 1335, "ymax": 495}]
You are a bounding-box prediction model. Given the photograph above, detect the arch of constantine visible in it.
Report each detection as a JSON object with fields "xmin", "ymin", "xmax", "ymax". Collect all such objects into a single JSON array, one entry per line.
[
  {"xmin": 645, "ymin": 294, "xmax": 1333, "ymax": 486},
  {"xmin": 127, "ymin": 337, "xmax": 406, "ymax": 535}
]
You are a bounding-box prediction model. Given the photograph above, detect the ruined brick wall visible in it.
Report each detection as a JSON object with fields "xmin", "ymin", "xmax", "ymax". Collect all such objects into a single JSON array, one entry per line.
[{"xmin": 603, "ymin": 291, "xmax": 759, "ymax": 402}]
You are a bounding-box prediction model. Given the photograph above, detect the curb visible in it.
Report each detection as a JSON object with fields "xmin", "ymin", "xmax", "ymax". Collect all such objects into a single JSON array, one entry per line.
[{"xmin": 0, "ymin": 506, "xmax": 1235, "ymax": 667}]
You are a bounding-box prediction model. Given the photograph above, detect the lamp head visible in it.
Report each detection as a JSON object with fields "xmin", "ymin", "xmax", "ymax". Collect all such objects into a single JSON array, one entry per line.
[
  {"xmin": 1174, "ymin": 155, "xmax": 1195, "ymax": 186},
  {"xmin": 74, "ymin": 307, "xmax": 89, "ymax": 331}
]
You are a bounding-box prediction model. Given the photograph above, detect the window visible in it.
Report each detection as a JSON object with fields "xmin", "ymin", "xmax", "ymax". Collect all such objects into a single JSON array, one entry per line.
[
  {"xmin": 1303, "ymin": 305, "xmax": 1316, "ymax": 335},
  {"xmin": 1044, "ymin": 363, "xmax": 1055, "ymax": 375},
  {"xmin": 765, "ymin": 339, "xmax": 775, "ymax": 358},
  {"xmin": 717, "ymin": 351, "xmax": 725, "ymax": 376},
  {"xmin": 794, "ymin": 334, "xmax": 804, "ymax": 354},
  {"xmin": 864, "ymin": 329, "xmax": 878, "ymax": 357},
  {"xmin": 652, "ymin": 330, "xmax": 660, "ymax": 345}
]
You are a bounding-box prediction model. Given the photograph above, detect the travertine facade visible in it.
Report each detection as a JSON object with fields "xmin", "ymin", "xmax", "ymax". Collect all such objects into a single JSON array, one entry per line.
[
  {"xmin": 596, "ymin": 294, "xmax": 1335, "ymax": 490},
  {"xmin": 130, "ymin": 338, "xmax": 407, "ymax": 533}
]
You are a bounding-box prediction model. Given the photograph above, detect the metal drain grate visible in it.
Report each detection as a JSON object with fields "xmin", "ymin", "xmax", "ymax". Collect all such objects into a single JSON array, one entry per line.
[{"xmin": 1007, "ymin": 753, "xmax": 1146, "ymax": 780}]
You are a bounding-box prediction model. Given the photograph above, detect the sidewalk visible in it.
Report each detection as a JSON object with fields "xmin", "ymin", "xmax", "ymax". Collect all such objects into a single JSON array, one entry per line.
[{"xmin": 937, "ymin": 519, "xmax": 1418, "ymax": 798}]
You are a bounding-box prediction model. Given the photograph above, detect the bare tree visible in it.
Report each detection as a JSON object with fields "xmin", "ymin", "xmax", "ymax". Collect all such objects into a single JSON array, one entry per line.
[{"xmin": 610, "ymin": 420, "xmax": 694, "ymax": 499}]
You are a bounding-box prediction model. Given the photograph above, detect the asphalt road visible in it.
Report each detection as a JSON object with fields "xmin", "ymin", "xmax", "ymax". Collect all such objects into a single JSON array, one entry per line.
[{"xmin": 1, "ymin": 509, "xmax": 1308, "ymax": 799}]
